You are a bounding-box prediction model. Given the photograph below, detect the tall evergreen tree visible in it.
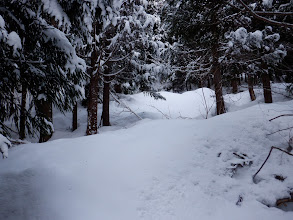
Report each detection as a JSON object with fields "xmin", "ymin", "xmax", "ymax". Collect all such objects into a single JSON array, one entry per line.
[{"xmin": 0, "ymin": 0, "xmax": 86, "ymax": 141}]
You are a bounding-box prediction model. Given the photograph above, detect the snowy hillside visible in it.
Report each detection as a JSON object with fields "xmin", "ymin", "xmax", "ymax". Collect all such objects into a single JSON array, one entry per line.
[{"xmin": 1, "ymin": 86, "xmax": 293, "ymax": 220}]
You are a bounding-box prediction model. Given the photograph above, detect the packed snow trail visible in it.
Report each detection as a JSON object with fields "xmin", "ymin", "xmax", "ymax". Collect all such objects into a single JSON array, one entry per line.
[{"xmin": 1, "ymin": 87, "xmax": 293, "ymax": 219}]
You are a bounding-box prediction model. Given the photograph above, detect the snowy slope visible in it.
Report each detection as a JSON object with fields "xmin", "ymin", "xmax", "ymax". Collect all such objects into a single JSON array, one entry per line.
[{"xmin": 1, "ymin": 86, "xmax": 293, "ymax": 220}]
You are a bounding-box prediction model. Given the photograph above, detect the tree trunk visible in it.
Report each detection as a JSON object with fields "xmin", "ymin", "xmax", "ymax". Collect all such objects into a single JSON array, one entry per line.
[
  {"xmin": 19, "ymin": 85, "xmax": 27, "ymax": 140},
  {"xmin": 211, "ymin": 43, "xmax": 225, "ymax": 114},
  {"xmin": 198, "ymin": 78, "xmax": 202, "ymax": 88},
  {"xmin": 262, "ymin": 73, "xmax": 273, "ymax": 103},
  {"xmin": 9, "ymin": 92, "xmax": 15, "ymax": 117},
  {"xmin": 86, "ymin": 73, "xmax": 99, "ymax": 135},
  {"xmin": 86, "ymin": 41, "xmax": 99, "ymax": 135},
  {"xmin": 213, "ymin": 65, "xmax": 226, "ymax": 115},
  {"xmin": 86, "ymin": 21, "xmax": 100, "ymax": 135},
  {"xmin": 36, "ymin": 99, "xmax": 53, "ymax": 143},
  {"xmin": 231, "ymin": 78, "xmax": 238, "ymax": 94},
  {"xmin": 207, "ymin": 76, "xmax": 211, "ymax": 89},
  {"xmin": 102, "ymin": 74, "xmax": 111, "ymax": 126},
  {"xmin": 248, "ymin": 74, "xmax": 256, "ymax": 101},
  {"xmin": 72, "ymin": 103, "xmax": 77, "ymax": 131},
  {"xmin": 211, "ymin": 11, "xmax": 225, "ymax": 115},
  {"xmin": 261, "ymin": 61, "xmax": 272, "ymax": 103}
]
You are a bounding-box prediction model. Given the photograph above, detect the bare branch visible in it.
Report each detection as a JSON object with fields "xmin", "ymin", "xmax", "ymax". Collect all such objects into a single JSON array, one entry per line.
[
  {"xmin": 101, "ymin": 68, "xmax": 126, "ymax": 78},
  {"xmin": 3, "ymin": 58, "xmax": 45, "ymax": 64},
  {"xmin": 269, "ymin": 114, "xmax": 293, "ymax": 122},
  {"xmin": 255, "ymin": 11, "xmax": 293, "ymax": 16},
  {"xmin": 253, "ymin": 146, "xmax": 293, "ymax": 183},
  {"xmin": 110, "ymin": 91, "xmax": 142, "ymax": 120},
  {"xmin": 107, "ymin": 53, "xmax": 131, "ymax": 63},
  {"xmin": 237, "ymin": 0, "xmax": 293, "ymax": 28},
  {"xmin": 267, "ymin": 126, "xmax": 293, "ymax": 136},
  {"xmin": 149, "ymin": 105, "xmax": 171, "ymax": 119}
]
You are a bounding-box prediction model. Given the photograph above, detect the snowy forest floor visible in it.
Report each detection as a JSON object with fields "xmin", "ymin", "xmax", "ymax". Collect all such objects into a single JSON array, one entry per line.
[{"xmin": 1, "ymin": 84, "xmax": 293, "ymax": 220}]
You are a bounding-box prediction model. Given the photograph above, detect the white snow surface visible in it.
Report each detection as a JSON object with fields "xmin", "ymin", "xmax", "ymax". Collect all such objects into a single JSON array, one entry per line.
[{"xmin": 1, "ymin": 85, "xmax": 293, "ymax": 219}]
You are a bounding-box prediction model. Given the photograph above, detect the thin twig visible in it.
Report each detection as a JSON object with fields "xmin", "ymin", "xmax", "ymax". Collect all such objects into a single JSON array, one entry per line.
[
  {"xmin": 269, "ymin": 114, "xmax": 293, "ymax": 122},
  {"xmin": 149, "ymin": 105, "xmax": 171, "ymax": 119},
  {"xmin": 253, "ymin": 146, "xmax": 293, "ymax": 182},
  {"xmin": 267, "ymin": 126, "xmax": 293, "ymax": 136},
  {"xmin": 110, "ymin": 91, "xmax": 142, "ymax": 120},
  {"xmin": 237, "ymin": 0, "xmax": 293, "ymax": 28}
]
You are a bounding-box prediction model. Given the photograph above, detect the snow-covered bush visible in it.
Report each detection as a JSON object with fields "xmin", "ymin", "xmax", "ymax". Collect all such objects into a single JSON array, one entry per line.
[{"xmin": 0, "ymin": 134, "xmax": 11, "ymax": 159}]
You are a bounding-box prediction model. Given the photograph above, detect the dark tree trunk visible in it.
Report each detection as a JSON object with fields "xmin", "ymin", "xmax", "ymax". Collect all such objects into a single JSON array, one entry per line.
[
  {"xmin": 9, "ymin": 92, "xmax": 15, "ymax": 117},
  {"xmin": 102, "ymin": 74, "xmax": 111, "ymax": 126},
  {"xmin": 211, "ymin": 10, "xmax": 225, "ymax": 115},
  {"xmin": 72, "ymin": 103, "xmax": 77, "ymax": 131},
  {"xmin": 207, "ymin": 76, "xmax": 211, "ymax": 89},
  {"xmin": 19, "ymin": 86, "xmax": 27, "ymax": 140},
  {"xmin": 213, "ymin": 65, "xmax": 226, "ymax": 115},
  {"xmin": 198, "ymin": 78, "xmax": 202, "ymax": 88},
  {"xmin": 86, "ymin": 40, "xmax": 99, "ymax": 135},
  {"xmin": 231, "ymin": 78, "xmax": 238, "ymax": 94},
  {"xmin": 261, "ymin": 62, "xmax": 272, "ymax": 103},
  {"xmin": 248, "ymin": 74, "xmax": 256, "ymax": 101},
  {"xmin": 86, "ymin": 74, "xmax": 99, "ymax": 135},
  {"xmin": 262, "ymin": 73, "xmax": 273, "ymax": 103},
  {"xmin": 211, "ymin": 44, "xmax": 225, "ymax": 115},
  {"xmin": 36, "ymin": 100, "xmax": 53, "ymax": 143}
]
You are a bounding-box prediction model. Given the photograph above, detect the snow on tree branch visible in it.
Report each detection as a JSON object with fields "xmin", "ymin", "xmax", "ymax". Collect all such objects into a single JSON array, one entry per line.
[{"xmin": 0, "ymin": 134, "xmax": 12, "ymax": 159}]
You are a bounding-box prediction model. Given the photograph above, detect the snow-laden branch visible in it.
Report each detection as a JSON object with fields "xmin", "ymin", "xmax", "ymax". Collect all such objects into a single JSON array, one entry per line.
[{"xmin": 0, "ymin": 134, "xmax": 12, "ymax": 158}]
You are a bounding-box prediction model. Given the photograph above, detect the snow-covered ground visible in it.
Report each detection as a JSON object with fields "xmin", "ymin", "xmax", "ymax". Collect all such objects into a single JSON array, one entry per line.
[{"xmin": 1, "ymin": 84, "xmax": 293, "ymax": 219}]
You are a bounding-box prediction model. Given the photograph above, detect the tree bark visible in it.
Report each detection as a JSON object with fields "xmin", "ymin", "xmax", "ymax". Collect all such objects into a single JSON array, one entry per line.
[
  {"xmin": 19, "ymin": 85, "xmax": 27, "ymax": 140},
  {"xmin": 211, "ymin": 10, "xmax": 225, "ymax": 115},
  {"xmin": 86, "ymin": 73, "xmax": 99, "ymax": 135},
  {"xmin": 198, "ymin": 78, "xmax": 202, "ymax": 88},
  {"xmin": 72, "ymin": 103, "xmax": 77, "ymax": 131},
  {"xmin": 36, "ymin": 99, "xmax": 53, "ymax": 143},
  {"xmin": 231, "ymin": 78, "xmax": 238, "ymax": 94},
  {"xmin": 102, "ymin": 74, "xmax": 111, "ymax": 126},
  {"xmin": 248, "ymin": 74, "xmax": 256, "ymax": 101},
  {"xmin": 213, "ymin": 64, "xmax": 226, "ymax": 115},
  {"xmin": 261, "ymin": 62, "xmax": 272, "ymax": 103},
  {"xmin": 86, "ymin": 21, "xmax": 100, "ymax": 135},
  {"xmin": 207, "ymin": 76, "xmax": 211, "ymax": 89},
  {"xmin": 262, "ymin": 73, "xmax": 273, "ymax": 103},
  {"xmin": 9, "ymin": 92, "xmax": 15, "ymax": 117},
  {"xmin": 86, "ymin": 44, "xmax": 99, "ymax": 135}
]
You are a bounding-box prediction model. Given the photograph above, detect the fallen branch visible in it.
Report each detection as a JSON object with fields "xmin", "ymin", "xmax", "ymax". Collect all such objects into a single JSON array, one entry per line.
[
  {"xmin": 269, "ymin": 114, "xmax": 293, "ymax": 122},
  {"xmin": 253, "ymin": 146, "xmax": 293, "ymax": 183},
  {"xmin": 7, "ymin": 137, "xmax": 28, "ymax": 145},
  {"xmin": 149, "ymin": 105, "xmax": 170, "ymax": 119},
  {"xmin": 276, "ymin": 194, "xmax": 293, "ymax": 207},
  {"xmin": 110, "ymin": 91, "xmax": 142, "ymax": 120},
  {"xmin": 267, "ymin": 126, "xmax": 293, "ymax": 136}
]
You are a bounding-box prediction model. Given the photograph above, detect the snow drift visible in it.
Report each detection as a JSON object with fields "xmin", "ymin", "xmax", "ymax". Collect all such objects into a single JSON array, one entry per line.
[{"xmin": 0, "ymin": 86, "xmax": 293, "ymax": 219}]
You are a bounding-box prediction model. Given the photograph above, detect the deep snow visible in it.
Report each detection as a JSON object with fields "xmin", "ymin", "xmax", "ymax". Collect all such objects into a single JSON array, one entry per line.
[{"xmin": 1, "ymin": 85, "xmax": 293, "ymax": 220}]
